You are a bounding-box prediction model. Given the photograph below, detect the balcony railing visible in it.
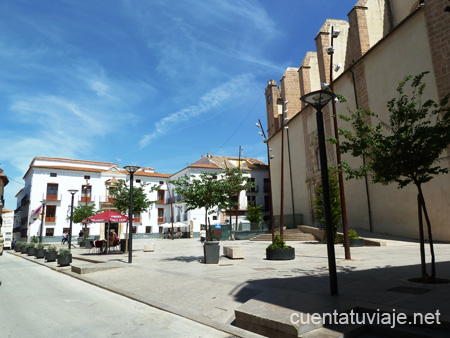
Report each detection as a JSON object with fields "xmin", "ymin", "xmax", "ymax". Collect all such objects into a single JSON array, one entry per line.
[
  {"xmin": 43, "ymin": 194, "xmax": 62, "ymax": 201},
  {"xmin": 79, "ymin": 196, "xmax": 96, "ymax": 203}
]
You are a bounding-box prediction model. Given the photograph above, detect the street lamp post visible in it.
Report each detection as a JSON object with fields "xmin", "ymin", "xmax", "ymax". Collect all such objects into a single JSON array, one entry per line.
[
  {"xmin": 38, "ymin": 200, "xmax": 46, "ymax": 244},
  {"xmin": 256, "ymin": 120, "xmax": 275, "ymax": 242},
  {"xmin": 328, "ymin": 26, "xmax": 351, "ymax": 260},
  {"xmin": 67, "ymin": 189, "xmax": 78, "ymax": 252},
  {"xmin": 124, "ymin": 165, "xmax": 140, "ymax": 264},
  {"xmin": 301, "ymin": 89, "xmax": 338, "ymax": 296}
]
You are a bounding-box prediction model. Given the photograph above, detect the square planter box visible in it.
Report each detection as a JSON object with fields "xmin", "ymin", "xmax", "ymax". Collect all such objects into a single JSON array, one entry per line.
[
  {"xmin": 57, "ymin": 254, "xmax": 72, "ymax": 267},
  {"xmin": 44, "ymin": 251, "xmax": 58, "ymax": 262},
  {"xmin": 203, "ymin": 241, "xmax": 220, "ymax": 264}
]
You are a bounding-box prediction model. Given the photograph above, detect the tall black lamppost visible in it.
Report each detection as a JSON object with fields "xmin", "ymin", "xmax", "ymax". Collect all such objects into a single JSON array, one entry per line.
[
  {"xmin": 301, "ymin": 89, "xmax": 338, "ymax": 296},
  {"xmin": 256, "ymin": 119, "xmax": 275, "ymax": 242},
  {"xmin": 124, "ymin": 165, "xmax": 140, "ymax": 264},
  {"xmin": 67, "ymin": 189, "xmax": 78, "ymax": 252},
  {"xmin": 38, "ymin": 200, "xmax": 46, "ymax": 244}
]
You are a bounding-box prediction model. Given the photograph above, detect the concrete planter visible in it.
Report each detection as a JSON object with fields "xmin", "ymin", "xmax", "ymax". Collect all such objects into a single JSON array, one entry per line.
[
  {"xmin": 203, "ymin": 241, "xmax": 220, "ymax": 264},
  {"xmin": 266, "ymin": 247, "xmax": 295, "ymax": 260},
  {"xmin": 57, "ymin": 254, "xmax": 72, "ymax": 267},
  {"xmin": 45, "ymin": 251, "xmax": 57, "ymax": 262},
  {"xmin": 21, "ymin": 246, "xmax": 27, "ymax": 254},
  {"xmin": 35, "ymin": 249, "xmax": 45, "ymax": 259},
  {"xmin": 349, "ymin": 239, "xmax": 364, "ymax": 247}
]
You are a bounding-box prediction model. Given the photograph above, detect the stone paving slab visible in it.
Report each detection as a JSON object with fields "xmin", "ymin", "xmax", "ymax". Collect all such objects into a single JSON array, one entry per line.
[{"xmin": 9, "ymin": 236, "xmax": 450, "ymax": 337}]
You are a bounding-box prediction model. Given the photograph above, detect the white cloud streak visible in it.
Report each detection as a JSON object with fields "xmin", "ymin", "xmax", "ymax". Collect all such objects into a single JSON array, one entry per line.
[{"xmin": 139, "ymin": 73, "xmax": 255, "ymax": 148}]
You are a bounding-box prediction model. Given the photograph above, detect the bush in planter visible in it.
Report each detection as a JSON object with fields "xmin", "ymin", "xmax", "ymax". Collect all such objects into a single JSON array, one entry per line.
[
  {"xmin": 348, "ymin": 229, "xmax": 364, "ymax": 247},
  {"xmin": 266, "ymin": 235, "xmax": 295, "ymax": 260},
  {"xmin": 20, "ymin": 242, "xmax": 28, "ymax": 254},
  {"xmin": 57, "ymin": 248, "xmax": 72, "ymax": 266},
  {"xmin": 35, "ymin": 243, "xmax": 45, "ymax": 259},
  {"xmin": 45, "ymin": 245, "xmax": 58, "ymax": 262},
  {"xmin": 26, "ymin": 243, "xmax": 36, "ymax": 256},
  {"xmin": 14, "ymin": 241, "xmax": 23, "ymax": 252}
]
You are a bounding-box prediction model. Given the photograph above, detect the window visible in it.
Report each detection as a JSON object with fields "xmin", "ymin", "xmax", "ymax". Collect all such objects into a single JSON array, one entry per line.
[
  {"xmin": 45, "ymin": 228, "xmax": 54, "ymax": 237},
  {"xmin": 133, "ymin": 214, "xmax": 141, "ymax": 223},
  {"xmin": 264, "ymin": 178, "xmax": 270, "ymax": 193},
  {"xmin": 145, "ymin": 226, "xmax": 152, "ymax": 234},
  {"xmin": 247, "ymin": 178, "xmax": 257, "ymax": 192},
  {"xmin": 230, "ymin": 196, "xmax": 238, "ymax": 210},
  {"xmin": 84, "ymin": 175, "xmax": 90, "ymax": 180},
  {"xmin": 158, "ymin": 208, "xmax": 164, "ymax": 223},
  {"xmin": 159, "ymin": 181, "xmax": 164, "ymax": 185},
  {"xmin": 108, "ymin": 189, "xmax": 116, "ymax": 203},
  {"xmin": 45, "ymin": 205, "xmax": 56, "ymax": 222},
  {"xmin": 264, "ymin": 196, "xmax": 270, "ymax": 211},
  {"xmin": 50, "ymin": 173, "xmax": 57, "ymax": 177},
  {"xmin": 157, "ymin": 190, "xmax": 165, "ymax": 204},
  {"xmin": 212, "ymin": 215, "xmax": 217, "ymax": 220},
  {"xmin": 46, "ymin": 183, "xmax": 58, "ymax": 200},
  {"xmin": 136, "ymin": 179, "xmax": 141, "ymax": 183},
  {"xmin": 81, "ymin": 185, "xmax": 92, "ymax": 202},
  {"xmin": 132, "ymin": 226, "xmax": 137, "ymax": 234},
  {"xmin": 247, "ymin": 195, "xmax": 256, "ymax": 207}
]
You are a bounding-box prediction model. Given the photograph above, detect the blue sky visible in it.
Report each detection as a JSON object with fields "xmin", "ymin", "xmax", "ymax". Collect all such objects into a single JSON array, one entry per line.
[{"xmin": 1, "ymin": 0, "xmax": 354, "ymax": 209}]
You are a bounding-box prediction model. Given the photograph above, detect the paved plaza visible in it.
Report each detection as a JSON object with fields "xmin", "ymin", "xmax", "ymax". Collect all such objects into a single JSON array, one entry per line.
[{"xmin": 9, "ymin": 233, "xmax": 450, "ymax": 337}]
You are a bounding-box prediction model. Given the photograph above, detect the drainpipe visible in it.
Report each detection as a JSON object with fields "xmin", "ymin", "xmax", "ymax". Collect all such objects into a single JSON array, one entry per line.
[{"xmin": 350, "ymin": 68, "xmax": 373, "ymax": 232}]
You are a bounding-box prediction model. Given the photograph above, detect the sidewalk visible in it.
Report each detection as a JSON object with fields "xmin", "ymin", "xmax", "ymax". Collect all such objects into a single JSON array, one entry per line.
[{"xmin": 10, "ymin": 236, "xmax": 450, "ymax": 337}]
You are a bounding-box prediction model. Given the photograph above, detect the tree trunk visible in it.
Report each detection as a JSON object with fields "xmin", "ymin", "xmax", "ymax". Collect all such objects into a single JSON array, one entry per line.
[
  {"xmin": 417, "ymin": 194, "xmax": 428, "ymax": 282},
  {"xmin": 417, "ymin": 184, "xmax": 436, "ymax": 282}
]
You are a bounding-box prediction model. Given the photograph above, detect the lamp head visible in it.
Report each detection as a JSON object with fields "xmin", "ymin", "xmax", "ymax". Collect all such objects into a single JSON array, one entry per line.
[
  {"xmin": 332, "ymin": 29, "xmax": 340, "ymax": 38},
  {"xmin": 255, "ymin": 122, "xmax": 260, "ymax": 128},
  {"xmin": 124, "ymin": 165, "xmax": 140, "ymax": 174},
  {"xmin": 326, "ymin": 46, "xmax": 334, "ymax": 55},
  {"xmin": 300, "ymin": 90, "xmax": 336, "ymax": 110},
  {"xmin": 68, "ymin": 189, "xmax": 78, "ymax": 195}
]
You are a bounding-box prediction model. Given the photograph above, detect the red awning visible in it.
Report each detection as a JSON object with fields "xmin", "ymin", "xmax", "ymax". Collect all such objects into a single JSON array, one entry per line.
[{"xmin": 82, "ymin": 210, "xmax": 129, "ymax": 223}]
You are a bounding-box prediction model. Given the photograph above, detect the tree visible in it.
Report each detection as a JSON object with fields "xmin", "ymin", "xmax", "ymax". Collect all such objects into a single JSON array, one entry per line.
[
  {"xmin": 312, "ymin": 169, "xmax": 342, "ymax": 243},
  {"xmin": 108, "ymin": 180, "xmax": 160, "ymax": 215},
  {"xmin": 68, "ymin": 204, "xmax": 99, "ymax": 240},
  {"xmin": 220, "ymin": 167, "xmax": 254, "ymax": 234},
  {"xmin": 337, "ymin": 72, "xmax": 450, "ymax": 282},
  {"xmin": 170, "ymin": 172, "xmax": 228, "ymax": 240}
]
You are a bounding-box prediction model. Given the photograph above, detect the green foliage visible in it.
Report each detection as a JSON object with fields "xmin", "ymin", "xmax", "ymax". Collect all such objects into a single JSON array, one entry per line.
[
  {"xmin": 267, "ymin": 234, "xmax": 291, "ymax": 250},
  {"xmin": 15, "ymin": 241, "xmax": 24, "ymax": 249},
  {"xmin": 58, "ymin": 248, "xmax": 70, "ymax": 256},
  {"xmin": 220, "ymin": 168, "xmax": 254, "ymax": 211},
  {"xmin": 46, "ymin": 245, "xmax": 57, "ymax": 252},
  {"xmin": 348, "ymin": 229, "xmax": 359, "ymax": 240},
  {"xmin": 36, "ymin": 243, "xmax": 45, "ymax": 250},
  {"xmin": 70, "ymin": 204, "xmax": 99, "ymax": 224},
  {"xmin": 338, "ymin": 72, "xmax": 450, "ymax": 189},
  {"xmin": 26, "ymin": 242, "xmax": 36, "ymax": 248},
  {"xmin": 108, "ymin": 180, "xmax": 160, "ymax": 214},
  {"xmin": 247, "ymin": 204, "xmax": 263, "ymax": 224},
  {"xmin": 312, "ymin": 169, "xmax": 342, "ymax": 242}
]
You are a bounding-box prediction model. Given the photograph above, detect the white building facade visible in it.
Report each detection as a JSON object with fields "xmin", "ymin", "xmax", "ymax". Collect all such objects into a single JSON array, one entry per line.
[
  {"xmin": 168, "ymin": 154, "xmax": 270, "ymax": 235},
  {"xmin": 15, "ymin": 157, "xmax": 171, "ymax": 243}
]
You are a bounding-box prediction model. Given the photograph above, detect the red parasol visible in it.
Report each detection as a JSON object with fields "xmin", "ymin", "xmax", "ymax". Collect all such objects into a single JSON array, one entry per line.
[
  {"xmin": 82, "ymin": 210, "xmax": 129, "ymax": 223},
  {"xmin": 82, "ymin": 210, "xmax": 129, "ymax": 254}
]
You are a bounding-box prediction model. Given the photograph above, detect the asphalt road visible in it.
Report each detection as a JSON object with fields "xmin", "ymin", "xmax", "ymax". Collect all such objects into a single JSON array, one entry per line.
[{"xmin": 0, "ymin": 252, "xmax": 231, "ymax": 338}]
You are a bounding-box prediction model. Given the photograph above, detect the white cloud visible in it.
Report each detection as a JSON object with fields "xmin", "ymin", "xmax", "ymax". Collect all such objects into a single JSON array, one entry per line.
[{"xmin": 139, "ymin": 73, "xmax": 255, "ymax": 148}]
